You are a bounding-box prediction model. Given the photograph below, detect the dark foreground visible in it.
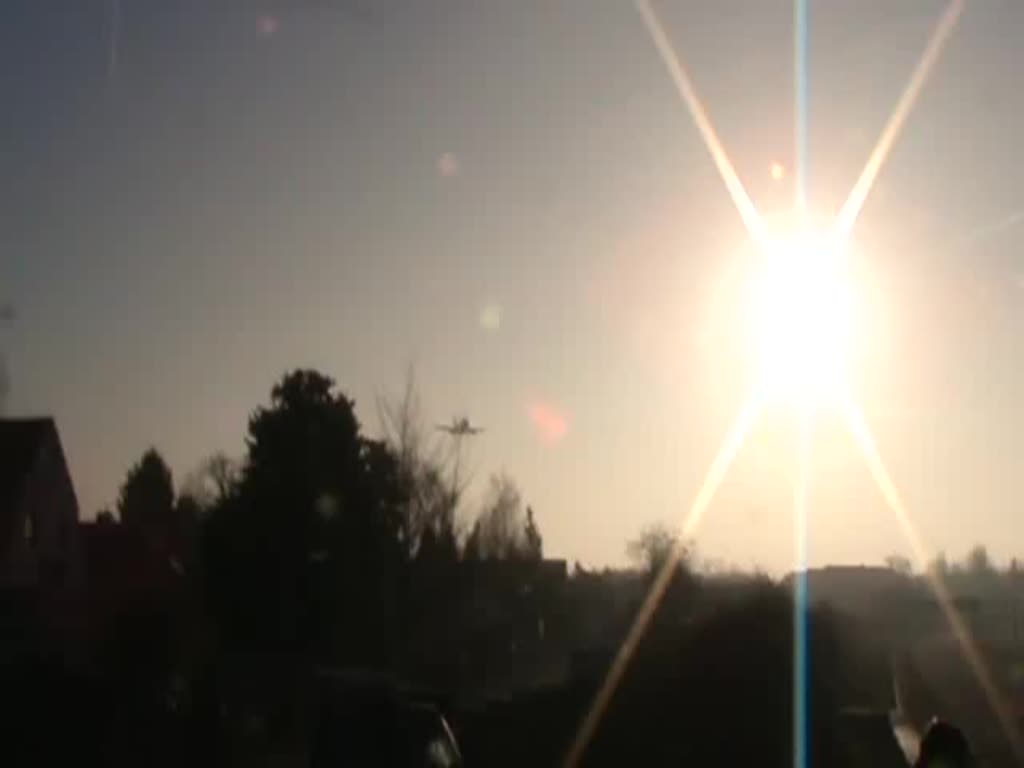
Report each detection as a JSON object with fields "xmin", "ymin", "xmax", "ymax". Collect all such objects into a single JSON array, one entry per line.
[{"xmin": 4, "ymin": 588, "xmax": 949, "ymax": 767}]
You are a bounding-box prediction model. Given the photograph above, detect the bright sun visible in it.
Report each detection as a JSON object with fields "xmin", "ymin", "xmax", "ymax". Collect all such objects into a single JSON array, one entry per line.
[{"xmin": 749, "ymin": 228, "xmax": 857, "ymax": 408}]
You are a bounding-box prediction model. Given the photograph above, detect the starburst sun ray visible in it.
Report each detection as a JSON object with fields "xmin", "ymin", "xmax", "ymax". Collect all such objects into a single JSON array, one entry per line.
[
  {"xmin": 564, "ymin": 395, "xmax": 762, "ymax": 767},
  {"xmin": 844, "ymin": 402, "xmax": 1024, "ymax": 763},
  {"xmin": 833, "ymin": 0, "xmax": 965, "ymax": 240},
  {"xmin": 566, "ymin": 0, "xmax": 1002, "ymax": 764},
  {"xmin": 635, "ymin": 0, "xmax": 767, "ymax": 245}
]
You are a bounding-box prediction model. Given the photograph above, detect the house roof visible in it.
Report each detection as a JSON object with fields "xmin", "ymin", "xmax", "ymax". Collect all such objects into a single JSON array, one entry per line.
[{"xmin": 0, "ymin": 417, "xmax": 56, "ymax": 516}]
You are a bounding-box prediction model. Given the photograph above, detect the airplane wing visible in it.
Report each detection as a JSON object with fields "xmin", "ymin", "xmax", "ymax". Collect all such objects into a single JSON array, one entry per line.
[
  {"xmin": 467, "ymin": 427, "xmax": 485, "ymax": 434},
  {"xmin": 436, "ymin": 424, "xmax": 455, "ymax": 433}
]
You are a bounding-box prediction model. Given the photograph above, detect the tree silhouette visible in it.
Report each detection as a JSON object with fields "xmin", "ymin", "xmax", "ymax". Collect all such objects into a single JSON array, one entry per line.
[
  {"xmin": 928, "ymin": 551, "xmax": 950, "ymax": 579},
  {"xmin": 95, "ymin": 508, "xmax": 116, "ymax": 525},
  {"xmin": 523, "ymin": 506, "xmax": 543, "ymax": 561},
  {"xmin": 377, "ymin": 371, "xmax": 459, "ymax": 560},
  {"xmin": 243, "ymin": 369, "xmax": 363, "ymax": 505},
  {"xmin": 205, "ymin": 369, "xmax": 406, "ymax": 666},
  {"xmin": 884, "ymin": 554, "xmax": 913, "ymax": 576},
  {"xmin": 117, "ymin": 448, "xmax": 175, "ymax": 542},
  {"xmin": 627, "ymin": 523, "xmax": 697, "ymax": 633},
  {"xmin": 203, "ymin": 453, "xmax": 239, "ymax": 502},
  {"xmin": 463, "ymin": 523, "xmax": 482, "ymax": 561},
  {"xmin": 75, "ymin": 367, "xmax": 560, "ymax": 759},
  {"xmin": 181, "ymin": 452, "xmax": 239, "ymax": 511},
  {"xmin": 628, "ymin": 523, "xmax": 690, "ymax": 575},
  {"xmin": 959, "ymin": 543, "xmax": 999, "ymax": 598},
  {"xmin": 466, "ymin": 473, "xmax": 541, "ymax": 560},
  {"xmin": 967, "ymin": 544, "xmax": 993, "ymax": 576}
]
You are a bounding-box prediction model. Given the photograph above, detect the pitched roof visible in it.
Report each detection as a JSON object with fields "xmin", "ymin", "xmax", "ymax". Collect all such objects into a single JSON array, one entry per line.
[{"xmin": 0, "ymin": 417, "xmax": 56, "ymax": 516}]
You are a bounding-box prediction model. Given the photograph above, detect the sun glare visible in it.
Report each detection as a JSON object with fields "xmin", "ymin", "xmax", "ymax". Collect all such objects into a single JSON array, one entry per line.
[
  {"xmin": 569, "ymin": 4, "xmax": 1024, "ymax": 767},
  {"xmin": 749, "ymin": 229, "xmax": 856, "ymax": 408}
]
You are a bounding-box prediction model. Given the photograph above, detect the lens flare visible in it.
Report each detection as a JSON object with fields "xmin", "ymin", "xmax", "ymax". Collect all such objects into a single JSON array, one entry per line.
[
  {"xmin": 566, "ymin": 1, "xmax": 1012, "ymax": 764},
  {"xmin": 528, "ymin": 402, "xmax": 569, "ymax": 443},
  {"xmin": 834, "ymin": 0, "xmax": 964, "ymax": 239},
  {"xmin": 635, "ymin": 0, "xmax": 767, "ymax": 245},
  {"xmin": 564, "ymin": 394, "xmax": 762, "ymax": 767},
  {"xmin": 748, "ymin": 229, "xmax": 856, "ymax": 408},
  {"xmin": 844, "ymin": 403, "xmax": 1024, "ymax": 763}
]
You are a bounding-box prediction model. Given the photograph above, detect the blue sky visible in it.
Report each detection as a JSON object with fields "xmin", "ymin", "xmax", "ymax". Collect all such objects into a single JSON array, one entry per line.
[{"xmin": 4, "ymin": 0, "xmax": 1024, "ymax": 570}]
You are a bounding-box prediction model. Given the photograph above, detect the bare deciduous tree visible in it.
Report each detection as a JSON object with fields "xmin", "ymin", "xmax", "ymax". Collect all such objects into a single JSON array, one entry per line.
[
  {"xmin": 465, "ymin": 473, "xmax": 542, "ymax": 560},
  {"xmin": 377, "ymin": 369, "xmax": 458, "ymax": 558},
  {"xmin": 628, "ymin": 522, "xmax": 692, "ymax": 575},
  {"xmin": 181, "ymin": 452, "xmax": 240, "ymax": 511}
]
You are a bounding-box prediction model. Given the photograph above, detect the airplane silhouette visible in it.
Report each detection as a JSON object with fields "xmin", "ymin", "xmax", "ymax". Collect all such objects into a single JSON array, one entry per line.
[{"xmin": 436, "ymin": 417, "xmax": 484, "ymax": 436}]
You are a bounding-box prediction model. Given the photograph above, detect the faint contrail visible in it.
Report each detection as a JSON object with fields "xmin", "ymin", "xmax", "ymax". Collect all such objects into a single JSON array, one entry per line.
[
  {"xmin": 564, "ymin": 393, "xmax": 762, "ymax": 767},
  {"xmin": 635, "ymin": 0, "xmax": 767, "ymax": 245},
  {"xmin": 844, "ymin": 401, "xmax": 1024, "ymax": 764},
  {"xmin": 834, "ymin": 0, "xmax": 964, "ymax": 239}
]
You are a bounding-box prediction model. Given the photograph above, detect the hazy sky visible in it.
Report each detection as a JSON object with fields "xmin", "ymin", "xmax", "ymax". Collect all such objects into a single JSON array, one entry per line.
[{"xmin": 4, "ymin": 0, "xmax": 1024, "ymax": 571}]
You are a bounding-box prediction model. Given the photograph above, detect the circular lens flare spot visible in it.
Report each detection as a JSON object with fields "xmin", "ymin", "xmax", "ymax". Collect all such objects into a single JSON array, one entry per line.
[
  {"xmin": 528, "ymin": 402, "xmax": 568, "ymax": 443},
  {"xmin": 258, "ymin": 15, "xmax": 280, "ymax": 37},
  {"xmin": 437, "ymin": 152, "xmax": 459, "ymax": 178},
  {"xmin": 479, "ymin": 303, "xmax": 502, "ymax": 331}
]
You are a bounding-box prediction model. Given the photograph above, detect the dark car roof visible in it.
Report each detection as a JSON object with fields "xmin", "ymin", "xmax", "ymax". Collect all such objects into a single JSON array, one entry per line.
[{"xmin": 310, "ymin": 675, "xmax": 460, "ymax": 767}]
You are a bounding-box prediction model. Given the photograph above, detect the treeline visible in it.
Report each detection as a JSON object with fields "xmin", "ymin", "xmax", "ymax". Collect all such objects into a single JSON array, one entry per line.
[
  {"xmin": 5, "ymin": 367, "xmax": 915, "ymax": 765},
  {"xmin": 887, "ymin": 546, "xmax": 1024, "ymax": 600},
  {"xmin": 77, "ymin": 369, "xmax": 552, "ymax": 762},
  {"xmin": 106, "ymin": 369, "xmax": 546, "ymax": 648}
]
